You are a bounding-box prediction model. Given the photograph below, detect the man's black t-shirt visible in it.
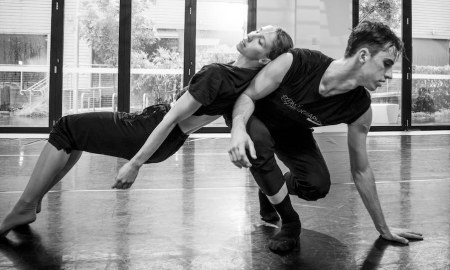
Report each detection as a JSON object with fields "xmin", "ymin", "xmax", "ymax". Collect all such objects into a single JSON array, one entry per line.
[
  {"xmin": 254, "ymin": 48, "xmax": 371, "ymax": 129},
  {"xmin": 177, "ymin": 63, "xmax": 260, "ymax": 116}
]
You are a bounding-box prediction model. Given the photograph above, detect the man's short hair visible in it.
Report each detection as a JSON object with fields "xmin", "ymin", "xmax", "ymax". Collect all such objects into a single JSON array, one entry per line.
[
  {"xmin": 344, "ymin": 20, "xmax": 403, "ymax": 58},
  {"xmin": 267, "ymin": 27, "xmax": 294, "ymax": 60}
]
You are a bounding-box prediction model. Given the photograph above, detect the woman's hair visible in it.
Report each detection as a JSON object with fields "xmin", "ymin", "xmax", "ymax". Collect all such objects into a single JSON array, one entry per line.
[
  {"xmin": 344, "ymin": 20, "xmax": 403, "ymax": 58},
  {"xmin": 267, "ymin": 27, "xmax": 294, "ymax": 60}
]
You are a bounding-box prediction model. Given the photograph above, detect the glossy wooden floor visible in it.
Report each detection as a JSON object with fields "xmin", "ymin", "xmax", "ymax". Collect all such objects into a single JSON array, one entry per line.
[{"xmin": 0, "ymin": 132, "xmax": 449, "ymax": 269}]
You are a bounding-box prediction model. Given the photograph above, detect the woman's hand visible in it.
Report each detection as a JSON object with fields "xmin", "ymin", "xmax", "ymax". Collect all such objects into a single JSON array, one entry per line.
[{"xmin": 112, "ymin": 162, "xmax": 140, "ymax": 189}]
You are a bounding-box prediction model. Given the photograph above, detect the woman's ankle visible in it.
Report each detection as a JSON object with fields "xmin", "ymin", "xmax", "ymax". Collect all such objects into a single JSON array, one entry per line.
[{"xmin": 14, "ymin": 199, "xmax": 38, "ymax": 212}]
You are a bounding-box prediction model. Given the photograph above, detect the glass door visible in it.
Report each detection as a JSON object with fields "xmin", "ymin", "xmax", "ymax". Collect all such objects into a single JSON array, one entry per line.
[
  {"xmin": 411, "ymin": 0, "xmax": 450, "ymax": 126},
  {"xmin": 196, "ymin": 0, "xmax": 248, "ymax": 128},
  {"xmin": 130, "ymin": 0, "xmax": 185, "ymax": 113},
  {"xmin": 0, "ymin": 0, "xmax": 51, "ymax": 127},
  {"xmin": 359, "ymin": 0, "xmax": 403, "ymax": 127},
  {"xmin": 62, "ymin": 0, "xmax": 120, "ymax": 116}
]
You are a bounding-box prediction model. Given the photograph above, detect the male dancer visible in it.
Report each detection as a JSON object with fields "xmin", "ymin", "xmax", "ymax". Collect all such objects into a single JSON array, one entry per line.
[{"xmin": 228, "ymin": 21, "xmax": 423, "ymax": 253}]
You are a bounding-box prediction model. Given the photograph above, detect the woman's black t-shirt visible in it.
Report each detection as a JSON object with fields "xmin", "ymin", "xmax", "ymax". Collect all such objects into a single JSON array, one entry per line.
[
  {"xmin": 177, "ymin": 63, "xmax": 260, "ymax": 116},
  {"xmin": 254, "ymin": 48, "xmax": 372, "ymax": 129}
]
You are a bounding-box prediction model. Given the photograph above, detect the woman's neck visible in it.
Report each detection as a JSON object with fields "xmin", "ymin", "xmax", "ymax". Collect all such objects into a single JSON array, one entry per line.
[{"xmin": 232, "ymin": 55, "xmax": 262, "ymax": 69}]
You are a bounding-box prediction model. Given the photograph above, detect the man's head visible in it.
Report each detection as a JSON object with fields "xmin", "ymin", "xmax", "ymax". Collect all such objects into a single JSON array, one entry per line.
[
  {"xmin": 345, "ymin": 20, "xmax": 403, "ymax": 59},
  {"xmin": 236, "ymin": 25, "xmax": 293, "ymax": 65},
  {"xmin": 345, "ymin": 21, "xmax": 403, "ymax": 91}
]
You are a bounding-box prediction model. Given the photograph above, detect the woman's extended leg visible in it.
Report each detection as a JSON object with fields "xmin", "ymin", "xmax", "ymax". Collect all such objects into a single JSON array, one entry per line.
[
  {"xmin": 0, "ymin": 143, "xmax": 76, "ymax": 236},
  {"xmin": 36, "ymin": 149, "xmax": 82, "ymax": 213}
]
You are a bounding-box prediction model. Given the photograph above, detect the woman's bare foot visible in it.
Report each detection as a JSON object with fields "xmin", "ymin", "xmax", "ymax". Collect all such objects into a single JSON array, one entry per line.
[{"xmin": 0, "ymin": 200, "xmax": 37, "ymax": 237}]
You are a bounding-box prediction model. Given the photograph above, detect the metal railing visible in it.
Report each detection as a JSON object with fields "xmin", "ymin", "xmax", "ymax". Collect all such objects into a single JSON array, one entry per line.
[{"xmin": 19, "ymin": 76, "xmax": 49, "ymax": 104}]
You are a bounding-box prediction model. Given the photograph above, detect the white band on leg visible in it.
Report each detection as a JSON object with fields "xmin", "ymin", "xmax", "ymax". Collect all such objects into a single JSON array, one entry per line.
[{"xmin": 266, "ymin": 182, "xmax": 288, "ymax": 205}]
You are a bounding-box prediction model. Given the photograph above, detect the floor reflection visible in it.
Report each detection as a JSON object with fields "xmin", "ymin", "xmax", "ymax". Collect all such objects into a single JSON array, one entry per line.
[
  {"xmin": 0, "ymin": 134, "xmax": 449, "ymax": 269},
  {"xmin": 0, "ymin": 226, "xmax": 62, "ymax": 270}
]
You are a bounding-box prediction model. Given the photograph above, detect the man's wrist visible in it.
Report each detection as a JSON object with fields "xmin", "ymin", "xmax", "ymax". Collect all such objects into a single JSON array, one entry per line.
[{"xmin": 376, "ymin": 224, "xmax": 390, "ymax": 235}]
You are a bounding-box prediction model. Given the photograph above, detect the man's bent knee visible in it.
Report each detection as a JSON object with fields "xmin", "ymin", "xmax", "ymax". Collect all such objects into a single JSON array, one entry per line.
[
  {"xmin": 288, "ymin": 172, "xmax": 331, "ymax": 201},
  {"xmin": 295, "ymin": 185, "xmax": 329, "ymax": 201}
]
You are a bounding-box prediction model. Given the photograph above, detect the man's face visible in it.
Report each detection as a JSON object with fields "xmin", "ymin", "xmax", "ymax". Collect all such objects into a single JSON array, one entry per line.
[
  {"xmin": 361, "ymin": 47, "xmax": 397, "ymax": 91},
  {"xmin": 236, "ymin": 25, "xmax": 277, "ymax": 61}
]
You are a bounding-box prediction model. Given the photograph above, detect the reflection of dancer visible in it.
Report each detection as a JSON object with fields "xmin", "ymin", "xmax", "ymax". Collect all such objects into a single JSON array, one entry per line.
[
  {"xmin": 0, "ymin": 25, "xmax": 293, "ymax": 237},
  {"xmin": 228, "ymin": 21, "xmax": 423, "ymax": 253}
]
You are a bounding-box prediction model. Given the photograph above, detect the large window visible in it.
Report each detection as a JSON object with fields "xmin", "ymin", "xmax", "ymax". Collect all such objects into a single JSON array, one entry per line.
[
  {"xmin": 195, "ymin": 0, "xmax": 247, "ymax": 71},
  {"xmin": 1, "ymin": 0, "xmax": 449, "ymax": 132},
  {"xmin": 196, "ymin": 0, "xmax": 248, "ymax": 128},
  {"xmin": 258, "ymin": 0, "xmax": 352, "ymax": 59},
  {"xmin": 62, "ymin": 0, "xmax": 120, "ymax": 116},
  {"xmin": 130, "ymin": 0, "xmax": 184, "ymax": 113},
  {"xmin": 0, "ymin": 1, "xmax": 51, "ymax": 127},
  {"xmin": 411, "ymin": 0, "xmax": 450, "ymax": 126}
]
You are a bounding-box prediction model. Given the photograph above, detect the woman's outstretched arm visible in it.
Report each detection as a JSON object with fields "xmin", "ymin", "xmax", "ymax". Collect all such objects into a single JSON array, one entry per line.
[{"xmin": 112, "ymin": 92, "xmax": 202, "ymax": 189}]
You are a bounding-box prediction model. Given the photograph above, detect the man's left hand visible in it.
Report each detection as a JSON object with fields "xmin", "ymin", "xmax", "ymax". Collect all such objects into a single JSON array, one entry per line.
[{"xmin": 380, "ymin": 227, "xmax": 423, "ymax": 244}]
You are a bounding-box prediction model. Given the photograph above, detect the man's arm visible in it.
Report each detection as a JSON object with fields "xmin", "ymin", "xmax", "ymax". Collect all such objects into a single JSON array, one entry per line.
[
  {"xmin": 348, "ymin": 108, "xmax": 423, "ymax": 244},
  {"xmin": 112, "ymin": 92, "xmax": 202, "ymax": 189},
  {"xmin": 228, "ymin": 53, "xmax": 293, "ymax": 168}
]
